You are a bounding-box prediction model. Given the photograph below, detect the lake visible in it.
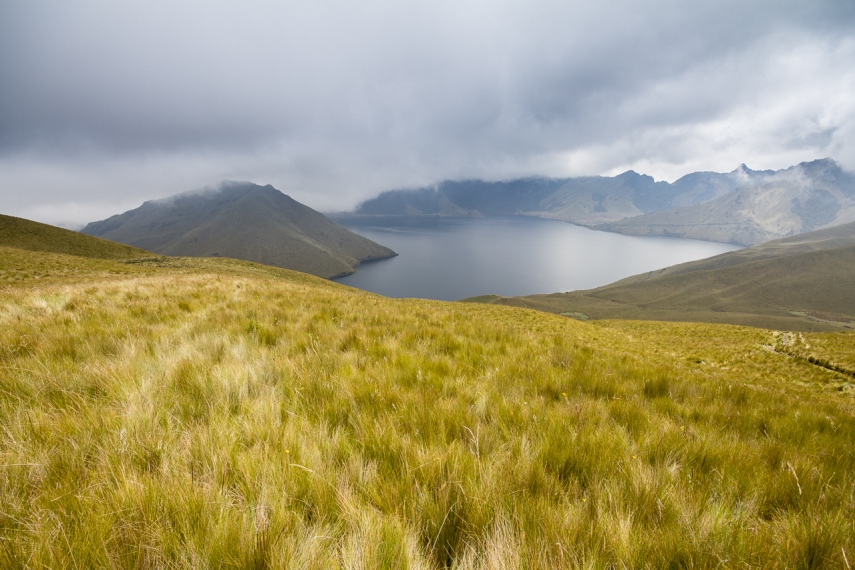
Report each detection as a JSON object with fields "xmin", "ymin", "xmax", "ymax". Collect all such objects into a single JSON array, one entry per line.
[{"xmin": 333, "ymin": 216, "xmax": 740, "ymax": 300}]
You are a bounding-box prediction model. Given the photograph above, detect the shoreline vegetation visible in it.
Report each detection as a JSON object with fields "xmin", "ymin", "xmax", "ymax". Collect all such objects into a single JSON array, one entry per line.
[{"xmin": 1, "ymin": 232, "xmax": 853, "ymax": 567}]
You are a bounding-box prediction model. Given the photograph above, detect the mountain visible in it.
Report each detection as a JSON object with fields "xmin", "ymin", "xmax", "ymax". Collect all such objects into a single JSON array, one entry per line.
[
  {"xmin": 351, "ymin": 164, "xmax": 775, "ymax": 227},
  {"xmin": 350, "ymin": 159, "xmax": 855, "ymax": 245},
  {"xmin": 0, "ymin": 213, "xmax": 151, "ymax": 260},
  {"xmin": 82, "ymin": 181, "xmax": 396, "ymax": 278},
  {"xmin": 468, "ymin": 220, "xmax": 855, "ymax": 331},
  {"xmin": 598, "ymin": 159, "xmax": 855, "ymax": 245}
]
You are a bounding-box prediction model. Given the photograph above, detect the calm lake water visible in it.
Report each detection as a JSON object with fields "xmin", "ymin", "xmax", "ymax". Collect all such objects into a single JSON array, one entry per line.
[{"xmin": 333, "ymin": 216, "xmax": 740, "ymax": 300}]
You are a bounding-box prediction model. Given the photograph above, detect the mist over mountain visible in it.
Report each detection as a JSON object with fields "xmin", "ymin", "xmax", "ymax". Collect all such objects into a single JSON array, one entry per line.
[
  {"xmin": 82, "ymin": 181, "xmax": 396, "ymax": 278},
  {"xmin": 600, "ymin": 159, "xmax": 855, "ymax": 245},
  {"xmin": 350, "ymin": 159, "xmax": 854, "ymax": 245},
  {"xmin": 352, "ymin": 163, "xmax": 774, "ymax": 223}
]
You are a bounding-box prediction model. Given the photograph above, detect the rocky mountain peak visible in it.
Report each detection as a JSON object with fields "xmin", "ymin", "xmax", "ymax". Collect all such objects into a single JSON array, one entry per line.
[{"xmin": 798, "ymin": 157, "xmax": 839, "ymax": 173}]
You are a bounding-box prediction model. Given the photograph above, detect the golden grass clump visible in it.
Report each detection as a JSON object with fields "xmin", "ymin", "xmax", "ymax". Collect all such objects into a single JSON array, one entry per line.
[{"xmin": 0, "ymin": 250, "xmax": 854, "ymax": 568}]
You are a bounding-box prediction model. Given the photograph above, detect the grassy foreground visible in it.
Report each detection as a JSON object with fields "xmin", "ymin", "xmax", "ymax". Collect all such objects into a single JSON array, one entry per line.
[{"xmin": 1, "ymin": 247, "xmax": 854, "ymax": 568}]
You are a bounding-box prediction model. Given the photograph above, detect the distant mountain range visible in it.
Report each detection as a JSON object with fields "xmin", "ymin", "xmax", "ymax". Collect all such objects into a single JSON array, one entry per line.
[
  {"xmin": 350, "ymin": 158, "xmax": 855, "ymax": 245},
  {"xmin": 601, "ymin": 159, "xmax": 855, "ymax": 245},
  {"xmin": 82, "ymin": 181, "xmax": 396, "ymax": 278},
  {"xmin": 468, "ymin": 220, "xmax": 855, "ymax": 331}
]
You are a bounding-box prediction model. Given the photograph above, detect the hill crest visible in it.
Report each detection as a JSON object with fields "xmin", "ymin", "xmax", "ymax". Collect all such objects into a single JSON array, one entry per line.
[{"xmin": 0, "ymin": 213, "xmax": 151, "ymax": 260}]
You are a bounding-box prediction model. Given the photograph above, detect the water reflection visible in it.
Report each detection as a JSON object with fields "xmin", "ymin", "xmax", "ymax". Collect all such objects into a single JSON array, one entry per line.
[{"xmin": 334, "ymin": 216, "xmax": 740, "ymax": 300}]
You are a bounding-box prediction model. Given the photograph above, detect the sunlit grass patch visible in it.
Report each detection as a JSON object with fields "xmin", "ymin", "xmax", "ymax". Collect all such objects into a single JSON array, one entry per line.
[{"xmin": 1, "ymin": 250, "xmax": 854, "ymax": 568}]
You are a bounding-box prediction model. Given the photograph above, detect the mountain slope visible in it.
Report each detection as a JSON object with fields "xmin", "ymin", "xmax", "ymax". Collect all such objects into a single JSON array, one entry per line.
[
  {"xmin": 0, "ymin": 213, "xmax": 151, "ymax": 260},
  {"xmin": 470, "ymin": 221, "xmax": 855, "ymax": 331},
  {"xmin": 351, "ymin": 159, "xmax": 854, "ymax": 245},
  {"xmin": 350, "ymin": 164, "xmax": 776, "ymax": 227},
  {"xmin": 598, "ymin": 158, "xmax": 855, "ymax": 245},
  {"xmin": 82, "ymin": 181, "xmax": 396, "ymax": 278}
]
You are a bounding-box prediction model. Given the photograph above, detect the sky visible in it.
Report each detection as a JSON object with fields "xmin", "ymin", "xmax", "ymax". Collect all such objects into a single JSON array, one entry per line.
[{"xmin": 1, "ymin": 0, "xmax": 854, "ymax": 228}]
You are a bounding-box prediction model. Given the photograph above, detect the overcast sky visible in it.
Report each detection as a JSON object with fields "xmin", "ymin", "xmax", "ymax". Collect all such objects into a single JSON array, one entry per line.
[{"xmin": 2, "ymin": 0, "xmax": 854, "ymax": 228}]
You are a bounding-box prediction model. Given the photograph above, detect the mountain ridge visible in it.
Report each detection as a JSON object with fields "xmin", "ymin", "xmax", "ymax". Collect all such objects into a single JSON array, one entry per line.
[
  {"xmin": 348, "ymin": 158, "xmax": 854, "ymax": 245},
  {"xmin": 599, "ymin": 158, "xmax": 855, "ymax": 245}
]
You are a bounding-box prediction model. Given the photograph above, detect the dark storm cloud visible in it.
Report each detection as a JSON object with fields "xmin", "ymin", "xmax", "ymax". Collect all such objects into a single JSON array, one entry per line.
[{"xmin": 1, "ymin": 0, "xmax": 854, "ymax": 226}]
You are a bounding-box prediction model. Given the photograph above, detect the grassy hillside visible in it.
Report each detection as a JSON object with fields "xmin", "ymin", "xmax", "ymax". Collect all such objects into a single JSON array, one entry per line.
[
  {"xmin": 474, "ymin": 222, "xmax": 855, "ymax": 332},
  {"xmin": 1, "ymin": 241, "xmax": 854, "ymax": 567},
  {"xmin": 0, "ymin": 213, "xmax": 151, "ymax": 260}
]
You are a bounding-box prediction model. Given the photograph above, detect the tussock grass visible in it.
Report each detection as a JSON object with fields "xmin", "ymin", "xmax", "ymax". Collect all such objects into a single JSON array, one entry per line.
[{"xmin": 1, "ymin": 250, "xmax": 854, "ymax": 568}]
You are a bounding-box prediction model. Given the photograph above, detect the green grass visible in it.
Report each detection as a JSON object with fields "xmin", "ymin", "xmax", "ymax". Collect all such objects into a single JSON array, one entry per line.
[
  {"xmin": 0, "ymin": 214, "xmax": 151, "ymax": 260},
  {"xmin": 1, "ymin": 246, "xmax": 854, "ymax": 568}
]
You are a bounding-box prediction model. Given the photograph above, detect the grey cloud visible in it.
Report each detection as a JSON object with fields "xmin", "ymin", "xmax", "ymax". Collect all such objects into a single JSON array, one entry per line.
[{"xmin": 1, "ymin": 0, "xmax": 854, "ymax": 226}]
